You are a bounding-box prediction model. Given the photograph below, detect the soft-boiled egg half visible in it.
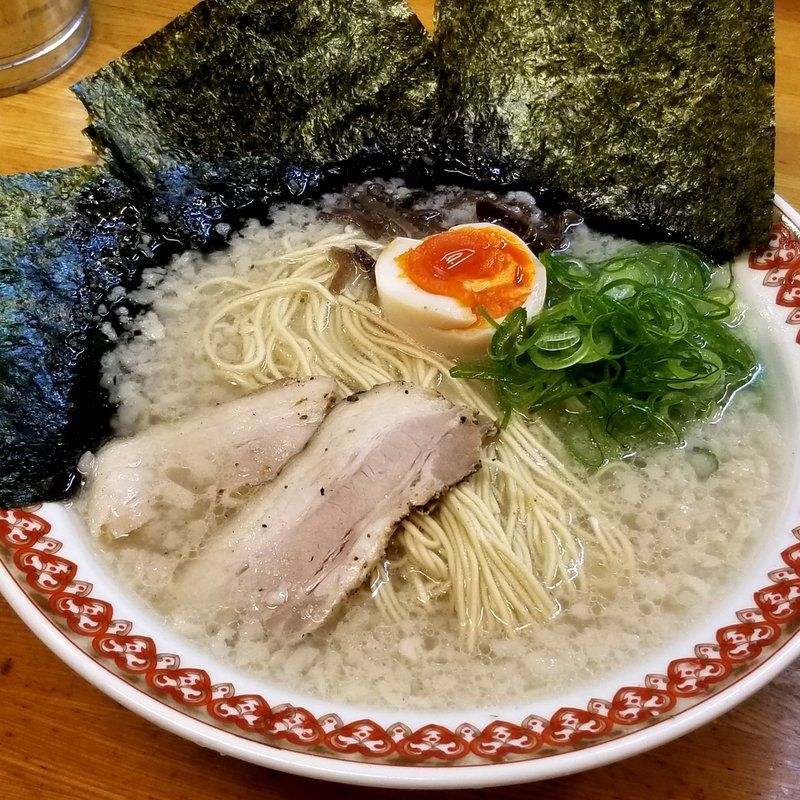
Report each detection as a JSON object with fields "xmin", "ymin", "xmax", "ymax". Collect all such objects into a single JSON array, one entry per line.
[{"xmin": 375, "ymin": 222, "xmax": 546, "ymax": 359}]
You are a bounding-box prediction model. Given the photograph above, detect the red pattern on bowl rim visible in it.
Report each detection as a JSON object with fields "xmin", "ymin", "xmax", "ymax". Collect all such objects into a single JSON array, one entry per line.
[{"xmin": 1, "ymin": 207, "xmax": 800, "ymax": 770}]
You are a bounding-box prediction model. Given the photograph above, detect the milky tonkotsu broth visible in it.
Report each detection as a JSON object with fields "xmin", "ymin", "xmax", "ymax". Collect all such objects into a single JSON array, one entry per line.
[{"xmin": 86, "ymin": 185, "xmax": 789, "ymax": 711}]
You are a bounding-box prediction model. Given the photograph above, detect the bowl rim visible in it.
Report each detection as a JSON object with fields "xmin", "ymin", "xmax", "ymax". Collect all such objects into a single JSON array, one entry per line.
[
  {"xmin": 2, "ymin": 194, "xmax": 800, "ymax": 789},
  {"xmin": 3, "ymin": 555, "xmax": 800, "ymax": 789}
]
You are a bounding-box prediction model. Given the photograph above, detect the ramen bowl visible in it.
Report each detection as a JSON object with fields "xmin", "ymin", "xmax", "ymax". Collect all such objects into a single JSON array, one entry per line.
[{"xmin": 1, "ymin": 198, "xmax": 799, "ymax": 789}]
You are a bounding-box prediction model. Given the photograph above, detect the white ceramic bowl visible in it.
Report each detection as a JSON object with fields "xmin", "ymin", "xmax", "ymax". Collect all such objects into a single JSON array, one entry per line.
[{"xmin": 2, "ymin": 197, "xmax": 800, "ymax": 789}]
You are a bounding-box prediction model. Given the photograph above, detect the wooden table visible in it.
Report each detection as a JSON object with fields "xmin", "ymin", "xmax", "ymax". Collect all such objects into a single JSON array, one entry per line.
[{"xmin": 1, "ymin": 2, "xmax": 798, "ymax": 798}]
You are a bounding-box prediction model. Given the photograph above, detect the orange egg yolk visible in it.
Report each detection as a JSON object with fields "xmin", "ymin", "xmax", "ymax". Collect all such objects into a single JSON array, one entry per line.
[{"xmin": 397, "ymin": 226, "xmax": 534, "ymax": 321}]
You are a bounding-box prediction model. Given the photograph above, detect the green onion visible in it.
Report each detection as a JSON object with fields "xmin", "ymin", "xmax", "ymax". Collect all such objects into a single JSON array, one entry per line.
[{"xmin": 452, "ymin": 244, "xmax": 758, "ymax": 466}]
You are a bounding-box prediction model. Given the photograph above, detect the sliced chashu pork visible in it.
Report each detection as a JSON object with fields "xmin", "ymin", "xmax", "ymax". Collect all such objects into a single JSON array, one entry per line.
[
  {"xmin": 81, "ymin": 376, "xmax": 337, "ymax": 538},
  {"xmin": 174, "ymin": 381, "xmax": 488, "ymax": 637}
]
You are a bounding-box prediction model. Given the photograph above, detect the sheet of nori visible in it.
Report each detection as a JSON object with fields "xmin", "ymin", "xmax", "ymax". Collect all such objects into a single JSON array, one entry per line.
[
  {"xmin": 434, "ymin": 0, "xmax": 774, "ymax": 259},
  {"xmin": 72, "ymin": 0, "xmax": 437, "ymax": 247},
  {"xmin": 0, "ymin": 167, "xmax": 170, "ymax": 507}
]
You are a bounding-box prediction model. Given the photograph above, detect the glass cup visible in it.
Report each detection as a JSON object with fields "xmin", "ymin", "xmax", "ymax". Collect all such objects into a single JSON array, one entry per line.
[{"xmin": 0, "ymin": 0, "xmax": 91, "ymax": 97}]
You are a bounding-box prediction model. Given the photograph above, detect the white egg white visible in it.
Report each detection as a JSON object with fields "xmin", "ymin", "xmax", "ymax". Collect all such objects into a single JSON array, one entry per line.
[{"xmin": 375, "ymin": 223, "xmax": 547, "ymax": 359}]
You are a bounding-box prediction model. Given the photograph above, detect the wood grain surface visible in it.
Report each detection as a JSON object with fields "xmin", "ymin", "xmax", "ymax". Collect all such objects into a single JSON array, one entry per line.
[{"xmin": 1, "ymin": 2, "xmax": 799, "ymax": 798}]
